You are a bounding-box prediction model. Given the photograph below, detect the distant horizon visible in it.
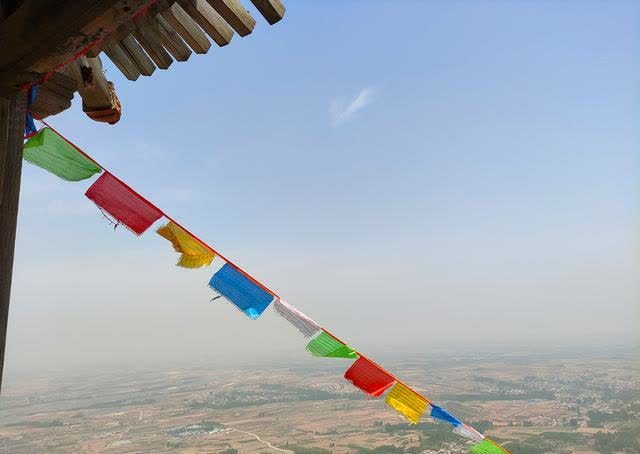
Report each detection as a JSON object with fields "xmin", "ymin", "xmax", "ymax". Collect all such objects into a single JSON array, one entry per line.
[{"xmin": 3, "ymin": 340, "xmax": 636, "ymax": 387}]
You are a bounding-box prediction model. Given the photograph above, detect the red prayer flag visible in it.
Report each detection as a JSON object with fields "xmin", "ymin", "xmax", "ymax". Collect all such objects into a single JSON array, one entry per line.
[
  {"xmin": 85, "ymin": 172, "xmax": 162, "ymax": 235},
  {"xmin": 344, "ymin": 357, "xmax": 395, "ymax": 397}
]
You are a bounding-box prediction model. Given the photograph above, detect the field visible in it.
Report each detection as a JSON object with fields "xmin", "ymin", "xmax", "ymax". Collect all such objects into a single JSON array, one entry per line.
[{"xmin": 0, "ymin": 349, "xmax": 638, "ymax": 453}]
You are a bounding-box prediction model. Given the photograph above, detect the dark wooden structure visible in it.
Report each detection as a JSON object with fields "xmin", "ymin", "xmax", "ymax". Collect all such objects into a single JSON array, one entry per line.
[{"xmin": 0, "ymin": 0, "xmax": 285, "ymax": 390}]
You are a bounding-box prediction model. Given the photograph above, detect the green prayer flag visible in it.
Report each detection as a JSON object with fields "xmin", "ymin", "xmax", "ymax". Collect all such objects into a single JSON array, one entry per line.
[
  {"xmin": 23, "ymin": 128, "xmax": 102, "ymax": 181},
  {"xmin": 306, "ymin": 331, "xmax": 358, "ymax": 359},
  {"xmin": 470, "ymin": 439, "xmax": 508, "ymax": 454}
]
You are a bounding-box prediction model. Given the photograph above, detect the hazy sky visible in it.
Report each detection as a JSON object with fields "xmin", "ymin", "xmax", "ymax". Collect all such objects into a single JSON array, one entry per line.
[{"xmin": 5, "ymin": 1, "xmax": 639, "ymax": 378}]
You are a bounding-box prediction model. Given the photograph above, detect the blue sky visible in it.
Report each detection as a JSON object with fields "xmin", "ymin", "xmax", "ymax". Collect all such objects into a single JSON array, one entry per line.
[{"xmin": 5, "ymin": 1, "xmax": 639, "ymax": 376}]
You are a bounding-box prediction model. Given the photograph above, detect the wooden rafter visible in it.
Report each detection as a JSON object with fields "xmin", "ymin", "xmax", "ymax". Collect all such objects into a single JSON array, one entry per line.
[
  {"xmin": 0, "ymin": 0, "xmax": 159, "ymax": 95},
  {"xmin": 154, "ymin": 14, "xmax": 193, "ymax": 61},
  {"xmin": 0, "ymin": 0, "xmax": 285, "ymax": 97},
  {"xmin": 250, "ymin": 0, "xmax": 284, "ymax": 26},
  {"xmin": 178, "ymin": 0, "xmax": 233, "ymax": 47}
]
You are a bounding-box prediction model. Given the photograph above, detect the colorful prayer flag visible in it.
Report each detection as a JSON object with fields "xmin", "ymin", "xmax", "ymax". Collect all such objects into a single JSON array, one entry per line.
[
  {"xmin": 24, "ymin": 86, "xmax": 38, "ymax": 137},
  {"xmin": 273, "ymin": 299, "xmax": 321, "ymax": 338},
  {"xmin": 27, "ymin": 121, "xmax": 509, "ymax": 438},
  {"xmin": 209, "ymin": 263, "xmax": 274, "ymax": 319},
  {"xmin": 385, "ymin": 382, "xmax": 429, "ymax": 424},
  {"xmin": 25, "ymin": 112, "xmax": 37, "ymax": 137},
  {"xmin": 306, "ymin": 331, "xmax": 358, "ymax": 359},
  {"xmin": 23, "ymin": 128, "xmax": 102, "ymax": 181},
  {"xmin": 344, "ymin": 357, "xmax": 395, "ymax": 397},
  {"xmin": 430, "ymin": 404, "xmax": 461, "ymax": 427},
  {"xmin": 453, "ymin": 423, "xmax": 484, "ymax": 442},
  {"xmin": 85, "ymin": 172, "xmax": 162, "ymax": 235},
  {"xmin": 470, "ymin": 439, "xmax": 511, "ymax": 454},
  {"xmin": 157, "ymin": 221, "xmax": 214, "ymax": 268}
]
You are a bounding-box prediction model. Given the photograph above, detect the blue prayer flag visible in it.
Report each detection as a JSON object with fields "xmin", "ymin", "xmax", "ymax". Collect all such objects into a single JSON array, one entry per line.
[
  {"xmin": 25, "ymin": 86, "xmax": 39, "ymax": 137},
  {"xmin": 209, "ymin": 263, "xmax": 274, "ymax": 319},
  {"xmin": 431, "ymin": 405, "xmax": 461, "ymax": 427},
  {"xmin": 28, "ymin": 85, "xmax": 39, "ymax": 106},
  {"xmin": 25, "ymin": 112, "xmax": 37, "ymax": 136}
]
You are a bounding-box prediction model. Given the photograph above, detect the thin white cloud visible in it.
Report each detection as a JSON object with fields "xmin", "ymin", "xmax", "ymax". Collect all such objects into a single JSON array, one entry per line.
[{"xmin": 329, "ymin": 87, "xmax": 376, "ymax": 126}]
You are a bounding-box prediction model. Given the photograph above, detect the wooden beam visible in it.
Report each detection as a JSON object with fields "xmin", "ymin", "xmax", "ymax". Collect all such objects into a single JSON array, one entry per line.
[
  {"xmin": 65, "ymin": 57, "xmax": 112, "ymax": 109},
  {"xmin": 85, "ymin": 43, "xmax": 104, "ymax": 58},
  {"xmin": 160, "ymin": 3, "xmax": 211, "ymax": 54},
  {"xmin": 103, "ymin": 40, "xmax": 142, "ymax": 81},
  {"xmin": 133, "ymin": 19, "xmax": 173, "ymax": 69},
  {"xmin": 0, "ymin": 0, "xmax": 160, "ymax": 95},
  {"xmin": 0, "ymin": 92, "xmax": 26, "ymax": 391},
  {"xmin": 119, "ymin": 34, "xmax": 156, "ymax": 76},
  {"xmin": 96, "ymin": 20, "xmax": 157, "ymax": 76},
  {"xmin": 34, "ymin": 70, "xmax": 76, "ymax": 93},
  {"xmin": 132, "ymin": 1, "xmax": 193, "ymax": 62},
  {"xmin": 29, "ymin": 72, "xmax": 76, "ymax": 119},
  {"xmin": 65, "ymin": 57, "xmax": 122, "ymax": 124},
  {"xmin": 178, "ymin": 0, "xmax": 233, "ymax": 47},
  {"xmin": 250, "ymin": 0, "xmax": 285, "ymax": 25},
  {"xmin": 205, "ymin": 0, "xmax": 255, "ymax": 37},
  {"xmin": 154, "ymin": 14, "xmax": 192, "ymax": 62},
  {"xmin": 29, "ymin": 88, "xmax": 71, "ymax": 119}
]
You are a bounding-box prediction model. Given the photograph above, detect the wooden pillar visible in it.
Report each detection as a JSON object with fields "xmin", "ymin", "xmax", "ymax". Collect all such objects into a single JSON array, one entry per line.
[{"xmin": 0, "ymin": 92, "xmax": 26, "ymax": 391}]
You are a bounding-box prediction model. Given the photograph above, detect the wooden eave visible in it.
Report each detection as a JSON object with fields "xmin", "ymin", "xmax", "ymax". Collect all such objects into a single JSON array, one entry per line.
[{"xmin": 0, "ymin": 0, "xmax": 285, "ymax": 118}]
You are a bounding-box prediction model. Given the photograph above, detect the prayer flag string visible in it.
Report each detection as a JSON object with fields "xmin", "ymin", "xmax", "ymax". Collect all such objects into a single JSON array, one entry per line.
[{"xmin": 24, "ymin": 119, "xmax": 512, "ymax": 454}]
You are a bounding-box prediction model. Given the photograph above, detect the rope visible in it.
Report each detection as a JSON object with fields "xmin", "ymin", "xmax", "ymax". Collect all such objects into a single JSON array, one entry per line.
[{"xmin": 29, "ymin": 118, "xmax": 499, "ymax": 442}]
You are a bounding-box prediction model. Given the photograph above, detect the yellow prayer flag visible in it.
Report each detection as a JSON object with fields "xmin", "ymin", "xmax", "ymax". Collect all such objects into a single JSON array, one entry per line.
[
  {"xmin": 385, "ymin": 383, "xmax": 429, "ymax": 424},
  {"xmin": 157, "ymin": 221, "xmax": 215, "ymax": 268}
]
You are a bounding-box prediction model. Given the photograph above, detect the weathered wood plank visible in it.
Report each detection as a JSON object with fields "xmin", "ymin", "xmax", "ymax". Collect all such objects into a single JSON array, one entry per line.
[
  {"xmin": 64, "ymin": 57, "xmax": 113, "ymax": 109},
  {"xmin": 30, "ymin": 85, "xmax": 73, "ymax": 119},
  {"xmin": 205, "ymin": 0, "xmax": 255, "ymax": 37},
  {"xmin": 44, "ymin": 71, "xmax": 78, "ymax": 94},
  {"xmin": 0, "ymin": 0, "xmax": 159, "ymax": 95},
  {"xmin": 250, "ymin": 0, "xmax": 285, "ymax": 25},
  {"xmin": 0, "ymin": 92, "xmax": 27, "ymax": 391},
  {"xmin": 120, "ymin": 34, "xmax": 156, "ymax": 76},
  {"xmin": 178, "ymin": 0, "xmax": 233, "ymax": 47},
  {"xmin": 66, "ymin": 57, "xmax": 122, "ymax": 124},
  {"xmin": 133, "ymin": 19, "xmax": 173, "ymax": 69},
  {"xmin": 154, "ymin": 14, "xmax": 193, "ymax": 62},
  {"xmin": 160, "ymin": 3, "xmax": 211, "ymax": 54},
  {"xmin": 30, "ymin": 72, "xmax": 77, "ymax": 119},
  {"xmin": 103, "ymin": 40, "xmax": 142, "ymax": 81},
  {"xmin": 109, "ymin": 13, "xmax": 164, "ymax": 72},
  {"xmin": 30, "ymin": 72, "xmax": 76, "ymax": 105},
  {"xmin": 85, "ymin": 43, "xmax": 104, "ymax": 58}
]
